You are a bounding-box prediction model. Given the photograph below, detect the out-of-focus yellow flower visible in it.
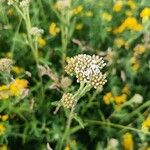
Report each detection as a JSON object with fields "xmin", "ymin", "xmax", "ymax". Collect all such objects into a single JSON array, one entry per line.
[
  {"xmin": 84, "ymin": 11, "xmax": 93, "ymax": 17},
  {"xmin": 114, "ymin": 17, "xmax": 142, "ymax": 33},
  {"xmin": 114, "ymin": 38, "xmax": 125, "ymax": 48},
  {"xmin": 9, "ymin": 79, "xmax": 28, "ymax": 96},
  {"xmin": 12, "ymin": 66, "xmax": 24, "ymax": 74},
  {"xmin": 122, "ymin": 84, "xmax": 129, "ymax": 94},
  {"xmin": 103, "ymin": 92, "xmax": 113, "ymax": 105},
  {"xmin": 130, "ymin": 56, "xmax": 139, "ymax": 72},
  {"xmin": 127, "ymin": 0, "xmax": 136, "ymax": 9},
  {"xmin": 38, "ymin": 37, "xmax": 46, "ymax": 48},
  {"xmin": 7, "ymin": 8, "xmax": 14, "ymax": 16},
  {"xmin": 64, "ymin": 145, "xmax": 70, "ymax": 150},
  {"xmin": 122, "ymin": 132, "xmax": 134, "ymax": 150},
  {"xmin": 102, "ymin": 12, "xmax": 112, "ymax": 22},
  {"xmin": 1, "ymin": 115, "xmax": 9, "ymax": 121},
  {"xmin": 113, "ymin": 1, "xmax": 122, "ymax": 12},
  {"xmin": 114, "ymin": 94, "xmax": 127, "ymax": 105},
  {"xmin": 5, "ymin": 52, "xmax": 12, "ymax": 58},
  {"xmin": 140, "ymin": 8, "xmax": 150, "ymax": 19},
  {"xmin": 0, "ymin": 85, "xmax": 10, "ymax": 100},
  {"xmin": 75, "ymin": 23, "xmax": 83, "ymax": 30},
  {"xmin": 0, "ymin": 124, "xmax": 6, "ymax": 135},
  {"xmin": 133, "ymin": 44, "xmax": 146, "ymax": 55},
  {"xmin": 72, "ymin": 5, "xmax": 83, "ymax": 15},
  {"xmin": 49, "ymin": 22, "xmax": 60, "ymax": 36},
  {"xmin": 125, "ymin": 10, "xmax": 132, "ymax": 16},
  {"xmin": 0, "ymin": 145, "xmax": 8, "ymax": 150},
  {"xmin": 142, "ymin": 118, "xmax": 150, "ymax": 132}
]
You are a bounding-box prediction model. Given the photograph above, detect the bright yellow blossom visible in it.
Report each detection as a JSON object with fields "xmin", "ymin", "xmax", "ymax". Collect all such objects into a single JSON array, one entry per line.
[
  {"xmin": 103, "ymin": 92, "xmax": 113, "ymax": 105},
  {"xmin": 38, "ymin": 37, "xmax": 46, "ymax": 48},
  {"xmin": 9, "ymin": 79, "xmax": 28, "ymax": 96},
  {"xmin": 72, "ymin": 5, "xmax": 83, "ymax": 15},
  {"xmin": 114, "ymin": 94, "xmax": 127, "ymax": 105},
  {"xmin": 49, "ymin": 22, "xmax": 60, "ymax": 36},
  {"xmin": 102, "ymin": 12, "xmax": 112, "ymax": 22},
  {"xmin": 140, "ymin": 8, "xmax": 150, "ymax": 18},
  {"xmin": 0, "ymin": 124, "xmax": 6, "ymax": 135},
  {"xmin": 114, "ymin": 17, "xmax": 142, "ymax": 33},
  {"xmin": 122, "ymin": 132, "xmax": 134, "ymax": 150},
  {"xmin": 142, "ymin": 118, "xmax": 150, "ymax": 132},
  {"xmin": 113, "ymin": 1, "xmax": 122, "ymax": 12}
]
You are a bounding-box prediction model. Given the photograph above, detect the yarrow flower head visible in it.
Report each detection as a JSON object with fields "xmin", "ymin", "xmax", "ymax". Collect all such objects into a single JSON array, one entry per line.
[
  {"xmin": 19, "ymin": 0, "xmax": 30, "ymax": 8},
  {"xmin": 61, "ymin": 93, "xmax": 75, "ymax": 109},
  {"xmin": 0, "ymin": 58, "xmax": 13, "ymax": 73},
  {"xmin": 65, "ymin": 54, "xmax": 107, "ymax": 89},
  {"xmin": 30, "ymin": 27, "xmax": 44, "ymax": 37}
]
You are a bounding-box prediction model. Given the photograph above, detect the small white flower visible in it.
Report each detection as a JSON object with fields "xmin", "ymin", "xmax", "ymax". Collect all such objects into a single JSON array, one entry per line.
[
  {"xmin": 8, "ymin": 0, "xmax": 14, "ymax": 5},
  {"xmin": 19, "ymin": 0, "xmax": 30, "ymax": 8},
  {"xmin": 132, "ymin": 93, "xmax": 143, "ymax": 104},
  {"xmin": 30, "ymin": 27, "xmax": 44, "ymax": 37},
  {"xmin": 109, "ymin": 138, "xmax": 119, "ymax": 149}
]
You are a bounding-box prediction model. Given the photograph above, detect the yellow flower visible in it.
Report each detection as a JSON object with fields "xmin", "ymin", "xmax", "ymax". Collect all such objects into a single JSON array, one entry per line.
[
  {"xmin": 75, "ymin": 23, "xmax": 83, "ymax": 30},
  {"xmin": 1, "ymin": 115, "xmax": 9, "ymax": 121},
  {"xmin": 103, "ymin": 92, "xmax": 113, "ymax": 105},
  {"xmin": 38, "ymin": 37, "xmax": 46, "ymax": 48},
  {"xmin": 114, "ymin": 17, "xmax": 142, "ymax": 34},
  {"xmin": 122, "ymin": 132, "xmax": 134, "ymax": 150},
  {"xmin": 102, "ymin": 12, "xmax": 112, "ymax": 22},
  {"xmin": 0, "ymin": 85, "xmax": 10, "ymax": 100},
  {"xmin": 142, "ymin": 118, "xmax": 150, "ymax": 132},
  {"xmin": 12, "ymin": 66, "xmax": 24, "ymax": 74},
  {"xmin": 49, "ymin": 22, "xmax": 60, "ymax": 36},
  {"xmin": 122, "ymin": 84, "xmax": 129, "ymax": 94},
  {"xmin": 7, "ymin": 8, "xmax": 14, "ymax": 16},
  {"xmin": 140, "ymin": 8, "xmax": 150, "ymax": 18},
  {"xmin": 127, "ymin": 0, "xmax": 136, "ymax": 9},
  {"xmin": 114, "ymin": 38, "xmax": 125, "ymax": 48},
  {"xmin": 113, "ymin": 1, "xmax": 122, "ymax": 12},
  {"xmin": 133, "ymin": 44, "xmax": 146, "ymax": 55},
  {"xmin": 84, "ymin": 11, "xmax": 93, "ymax": 17},
  {"xmin": 9, "ymin": 79, "xmax": 28, "ymax": 96},
  {"xmin": 122, "ymin": 17, "xmax": 142, "ymax": 31},
  {"xmin": 64, "ymin": 145, "xmax": 70, "ymax": 150},
  {"xmin": 114, "ymin": 94, "xmax": 127, "ymax": 105},
  {"xmin": 0, "ymin": 124, "xmax": 6, "ymax": 135},
  {"xmin": 0, "ymin": 145, "xmax": 8, "ymax": 150},
  {"xmin": 125, "ymin": 10, "xmax": 132, "ymax": 17},
  {"xmin": 130, "ymin": 56, "xmax": 139, "ymax": 72},
  {"xmin": 72, "ymin": 5, "xmax": 83, "ymax": 15}
]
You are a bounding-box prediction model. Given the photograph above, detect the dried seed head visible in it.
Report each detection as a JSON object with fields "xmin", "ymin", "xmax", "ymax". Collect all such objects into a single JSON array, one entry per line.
[
  {"xmin": 61, "ymin": 93, "xmax": 75, "ymax": 109},
  {"xmin": 65, "ymin": 54, "xmax": 107, "ymax": 89},
  {"xmin": 30, "ymin": 27, "xmax": 44, "ymax": 37},
  {"xmin": 0, "ymin": 58, "xmax": 13, "ymax": 73}
]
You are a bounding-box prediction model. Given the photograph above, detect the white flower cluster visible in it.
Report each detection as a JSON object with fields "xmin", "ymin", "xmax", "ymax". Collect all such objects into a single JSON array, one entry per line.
[
  {"xmin": 30, "ymin": 27, "xmax": 44, "ymax": 37},
  {"xmin": 19, "ymin": 0, "xmax": 30, "ymax": 8},
  {"xmin": 8, "ymin": 0, "xmax": 14, "ymax": 5},
  {"xmin": 65, "ymin": 54, "xmax": 107, "ymax": 89},
  {"xmin": 61, "ymin": 93, "xmax": 75, "ymax": 109},
  {"xmin": 0, "ymin": 58, "xmax": 13, "ymax": 73}
]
